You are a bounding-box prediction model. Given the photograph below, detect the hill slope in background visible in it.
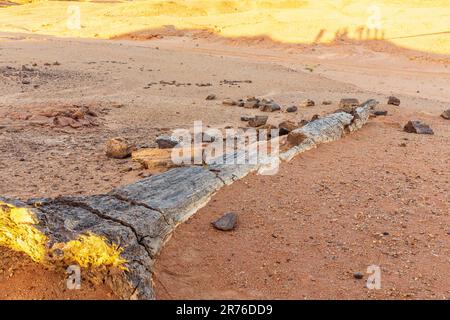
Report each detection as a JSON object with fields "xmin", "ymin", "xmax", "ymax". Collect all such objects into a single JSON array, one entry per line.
[{"xmin": 0, "ymin": 0, "xmax": 449, "ymax": 55}]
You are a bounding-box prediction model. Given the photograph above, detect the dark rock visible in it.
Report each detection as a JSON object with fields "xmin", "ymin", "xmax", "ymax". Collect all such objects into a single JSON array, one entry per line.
[
  {"xmin": 278, "ymin": 120, "xmax": 298, "ymax": 136},
  {"xmin": 212, "ymin": 212, "xmax": 237, "ymax": 231},
  {"xmin": 441, "ymin": 109, "xmax": 450, "ymax": 120},
  {"xmin": 248, "ymin": 115, "xmax": 268, "ymax": 127},
  {"xmin": 403, "ymin": 121, "xmax": 434, "ymax": 135},
  {"xmin": 206, "ymin": 94, "xmax": 216, "ymax": 101},
  {"xmin": 259, "ymin": 102, "xmax": 281, "ymax": 112},
  {"xmin": 156, "ymin": 135, "xmax": 181, "ymax": 149},
  {"xmin": 353, "ymin": 272, "xmax": 364, "ymax": 280},
  {"xmin": 311, "ymin": 114, "xmax": 320, "ymax": 122},
  {"xmin": 373, "ymin": 110, "xmax": 388, "ymax": 116},
  {"xmin": 240, "ymin": 115, "xmax": 254, "ymax": 122},
  {"xmin": 106, "ymin": 137, "xmax": 136, "ymax": 159},
  {"xmin": 237, "ymin": 99, "xmax": 245, "ymax": 107},
  {"xmin": 322, "ymin": 100, "xmax": 332, "ymax": 105},
  {"xmin": 21, "ymin": 79, "xmax": 31, "ymax": 85},
  {"xmin": 286, "ymin": 106, "xmax": 298, "ymax": 113},
  {"xmin": 388, "ymin": 96, "xmax": 401, "ymax": 106}
]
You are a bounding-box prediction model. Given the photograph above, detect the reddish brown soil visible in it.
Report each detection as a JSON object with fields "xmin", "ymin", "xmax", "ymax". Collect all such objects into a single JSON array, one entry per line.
[{"xmin": 0, "ymin": 248, "xmax": 117, "ymax": 300}]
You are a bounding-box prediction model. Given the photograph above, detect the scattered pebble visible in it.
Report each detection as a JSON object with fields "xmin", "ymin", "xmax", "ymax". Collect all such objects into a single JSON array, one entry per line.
[
  {"xmin": 286, "ymin": 106, "xmax": 298, "ymax": 113},
  {"xmin": 156, "ymin": 135, "xmax": 180, "ymax": 149},
  {"xmin": 212, "ymin": 212, "xmax": 238, "ymax": 231},
  {"xmin": 388, "ymin": 96, "xmax": 401, "ymax": 106},
  {"xmin": 106, "ymin": 137, "xmax": 136, "ymax": 159},
  {"xmin": 441, "ymin": 109, "xmax": 450, "ymax": 120},
  {"xmin": 353, "ymin": 272, "xmax": 364, "ymax": 280},
  {"xmin": 404, "ymin": 121, "xmax": 434, "ymax": 135}
]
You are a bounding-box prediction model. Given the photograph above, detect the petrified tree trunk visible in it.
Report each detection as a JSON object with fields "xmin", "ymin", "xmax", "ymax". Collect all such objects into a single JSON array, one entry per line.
[{"xmin": 0, "ymin": 100, "xmax": 375, "ymax": 299}]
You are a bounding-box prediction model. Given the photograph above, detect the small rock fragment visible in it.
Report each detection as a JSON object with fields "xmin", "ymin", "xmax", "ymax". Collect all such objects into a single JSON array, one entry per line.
[
  {"xmin": 248, "ymin": 115, "xmax": 268, "ymax": 128},
  {"xmin": 310, "ymin": 114, "xmax": 320, "ymax": 122},
  {"xmin": 206, "ymin": 94, "xmax": 216, "ymax": 101},
  {"xmin": 322, "ymin": 100, "xmax": 332, "ymax": 105},
  {"xmin": 156, "ymin": 135, "xmax": 181, "ymax": 149},
  {"xmin": 240, "ymin": 115, "xmax": 254, "ymax": 122},
  {"xmin": 372, "ymin": 110, "xmax": 388, "ymax": 116},
  {"xmin": 212, "ymin": 212, "xmax": 238, "ymax": 231},
  {"xmin": 301, "ymin": 99, "xmax": 315, "ymax": 107},
  {"xmin": 286, "ymin": 106, "xmax": 298, "ymax": 113},
  {"xmin": 278, "ymin": 120, "xmax": 299, "ymax": 136},
  {"xmin": 259, "ymin": 102, "xmax": 281, "ymax": 112},
  {"xmin": 388, "ymin": 96, "xmax": 401, "ymax": 106},
  {"xmin": 244, "ymin": 99, "xmax": 260, "ymax": 109},
  {"xmin": 441, "ymin": 109, "xmax": 450, "ymax": 120},
  {"xmin": 353, "ymin": 272, "xmax": 364, "ymax": 280},
  {"xmin": 106, "ymin": 137, "xmax": 136, "ymax": 159},
  {"xmin": 403, "ymin": 121, "xmax": 434, "ymax": 135}
]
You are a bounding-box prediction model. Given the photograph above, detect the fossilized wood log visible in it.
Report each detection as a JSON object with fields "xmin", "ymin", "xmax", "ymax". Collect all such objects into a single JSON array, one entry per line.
[
  {"xmin": 0, "ymin": 100, "xmax": 374, "ymax": 300},
  {"xmin": 287, "ymin": 112, "xmax": 353, "ymax": 145}
]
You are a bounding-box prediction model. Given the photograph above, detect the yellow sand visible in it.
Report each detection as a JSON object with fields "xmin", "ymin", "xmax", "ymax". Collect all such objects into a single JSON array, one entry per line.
[{"xmin": 0, "ymin": 0, "xmax": 449, "ymax": 55}]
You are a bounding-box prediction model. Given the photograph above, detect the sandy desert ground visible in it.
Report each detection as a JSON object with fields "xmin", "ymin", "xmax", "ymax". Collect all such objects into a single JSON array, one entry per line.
[{"xmin": 0, "ymin": 1, "xmax": 449, "ymax": 300}]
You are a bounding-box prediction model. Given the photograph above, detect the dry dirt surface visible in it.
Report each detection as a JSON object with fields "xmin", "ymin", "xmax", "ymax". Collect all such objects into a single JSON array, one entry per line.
[
  {"xmin": 0, "ymin": 247, "xmax": 117, "ymax": 300},
  {"xmin": 0, "ymin": 30, "xmax": 449, "ymax": 299}
]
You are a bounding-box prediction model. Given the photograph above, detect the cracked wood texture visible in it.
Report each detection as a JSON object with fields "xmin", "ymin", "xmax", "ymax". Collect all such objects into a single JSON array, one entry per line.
[{"xmin": 0, "ymin": 103, "xmax": 373, "ymax": 299}]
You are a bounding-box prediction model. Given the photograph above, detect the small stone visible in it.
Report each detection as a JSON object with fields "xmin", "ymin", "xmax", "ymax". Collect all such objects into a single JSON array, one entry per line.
[
  {"xmin": 259, "ymin": 102, "xmax": 281, "ymax": 112},
  {"xmin": 244, "ymin": 99, "xmax": 259, "ymax": 109},
  {"xmin": 156, "ymin": 135, "xmax": 181, "ymax": 149},
  {"xmin": 441, "ymin": 109, "xmax": 450, "ymax": 120},
  {"xmin": 310, "ymin": 114, "xmax": 320, "ymax": 122},
  {"xmin": 278, "ymin": 120, "xmax": 299, "ymax": 136},
  {"xmin": 248, "ymin": 115, "xmax": 268, "ymax": 128},
  {"xmin": 322, "ymin": 100, "xmax": 332, "ymax": 105},
  {"xmin": 237, "ymin": 99, "xmax": 245, "ymax": 107},
  {"xmin": 353, "ymin": 272, "xmax": 364, "ymax": 280},
  {"xmin": 21, "ymin": 79, "xmax": 31, "ymax": 85},
  {"xmin": 286, "ymin": 106, "xmax": 297, "ymax": 113},
  {"xmin": 212, "ymin": 212, "xmax": 237, "ymax": 231},
  {"xmin": 373, "ymin": 110, "xmax": 388, "ymax": 116},
  {"xmin": 206, "ymin": 94, "xmax": 216, "ymax": 101},
  {"xmin": 388, "ymin": 96, "xmax": 401, "ymax": 106},
  {"xmin": 222, "ymin": 98, "xmax": 237, "ymax": 106},
  {"xmin": 403, "ymin": 121, "xmax": 434, "ymax": 135},
  {"xmin": 301, "ymin": 99, "xmax": 315, "ymax": 107},
  {"xmin": 106, "ymin": 137, "xmax": 136, "ymax": 159},
  {"xmin": 240, "ymin": 115, "xmax": 254, "ymax": 122}
]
